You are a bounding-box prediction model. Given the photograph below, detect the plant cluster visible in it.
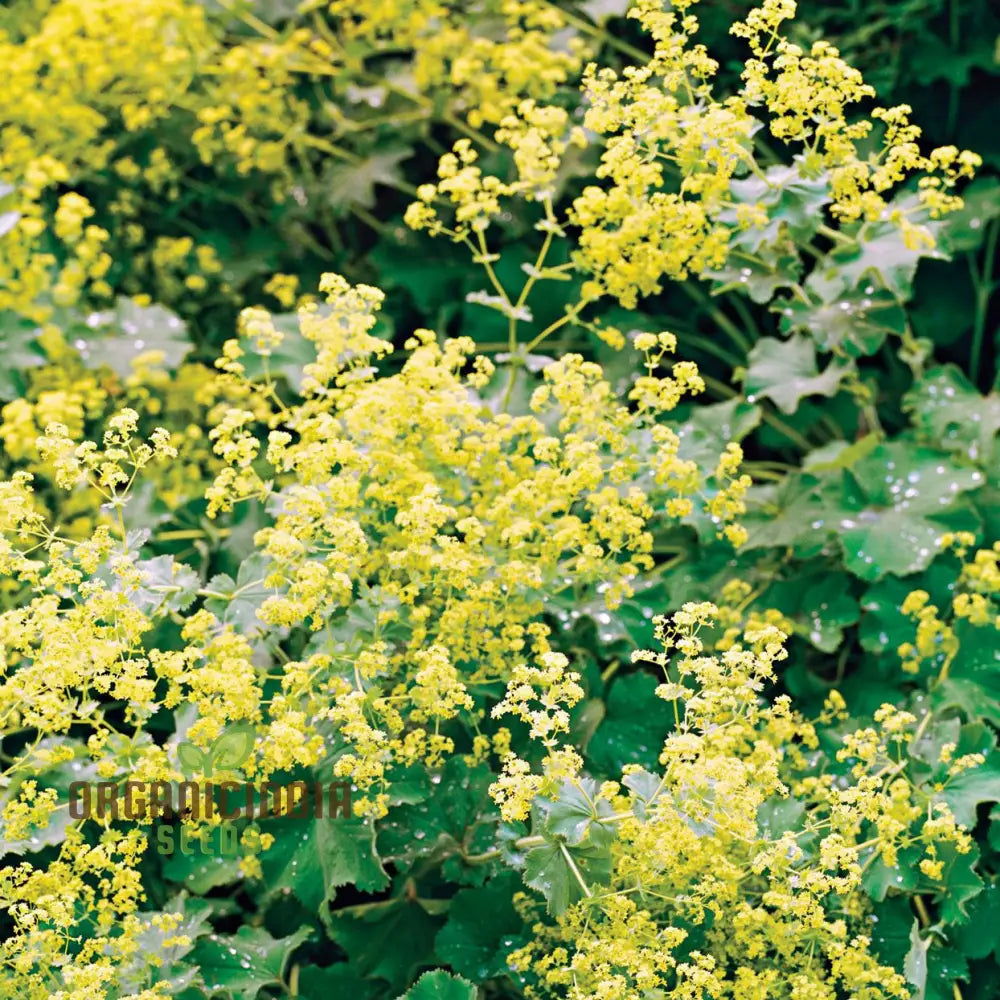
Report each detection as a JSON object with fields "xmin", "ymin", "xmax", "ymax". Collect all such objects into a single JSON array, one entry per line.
[{"xmin": 1, "ymin": 1, "xmax": 999, "ymax": 1000}]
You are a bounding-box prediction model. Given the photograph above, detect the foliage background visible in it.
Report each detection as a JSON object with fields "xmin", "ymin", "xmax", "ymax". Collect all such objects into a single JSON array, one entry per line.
[{"xmin": 1, "ymin": 0, "xmax": 999, "ymax": 998}]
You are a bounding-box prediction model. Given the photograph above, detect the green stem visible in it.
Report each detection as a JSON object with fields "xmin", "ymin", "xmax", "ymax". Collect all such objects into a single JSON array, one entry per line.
[
  {"xmin": 969, "ymin": 218, "xmax": 998, "ymax": 386},
  {"xmin": 677, "ymin": 284, "xmax": 752, "ymax": 352},
  {"xmin": 701, "ymin": 375, "xmax": 815, "ymax": 451},
  {"xmin": 549, "ymin": 2, "xmax": 650, "ymax": 64},
  {"xmin": 560, "ymin": 841, "xmax": 593, "ymax": 898}
]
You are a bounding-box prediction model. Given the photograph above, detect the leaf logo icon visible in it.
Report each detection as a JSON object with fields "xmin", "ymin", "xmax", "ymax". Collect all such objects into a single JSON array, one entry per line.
[{"xmin": 177, "ymin": 722, "xmax": 256, "ymax": 778}]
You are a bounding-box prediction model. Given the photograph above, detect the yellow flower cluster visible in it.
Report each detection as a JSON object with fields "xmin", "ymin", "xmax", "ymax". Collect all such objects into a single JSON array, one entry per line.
[
  {"xmin": 505, "ymin": 600, "xmax": 976, "ymax": 1000},
  {"xmin": 407, "ymin": 0, "xmax": 978, "ymax": 317},
  {"xmin": 1, "ymin": 827, "xmax": 154, "ymax": 996},
  {"xmin": 732, "ymin": 1, "xmax": 979, "ymax": 227},
  {"xmin": 0, "ymin": 345, "xmax": 226, "ymax": 542},
  {"xmin": 896, "ymin": 534, "xmax": 1000, "ymax": 676},
  {"xmin": 0, "ymin": 0, "xmax": 606, "ymax": 323},
  {"xmin": 0, "ymin": 3, "xmax": 987, "ymax": 996},
  {"xmin": 0, "ymin": 0, "xmax": 329, "ymax": 320},
  {"xmin": 0, "ymin": 261, "xmax": 751, "ymax": 991},
  {"xmin": 205, "ymin": 273, "xmax": 744, "ymax": 814},
  {"xmin": 327, "ymin": 0, "xmax": 589, "ymax": 128}
]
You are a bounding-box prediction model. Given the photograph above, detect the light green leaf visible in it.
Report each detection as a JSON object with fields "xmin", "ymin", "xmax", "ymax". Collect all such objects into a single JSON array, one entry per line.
[
  {"xmin": 119, "ymin": 897, "xmax": 212, "ymax": 994},
  {"xmin": 778, "ymin": 286, "xmax": 907, "ymax": 356},
  {"xmin": 904, "ymin": 366, "xmax": 1000, "ymax": 461},
  {"xmin": 0, "ymin": 314, "xmax": 47, "ymax": 399},
  {"xmin": 397, "ymin": 970, "xmax": 478, "ymax": 1000},
  {"xmin": 838, "ymin": 444, "xmax": 985, "ymax": 581},
  {"xmin": 75, "ymin": 298, "xmax": 190, "ymax": 376},
  {"xmin": 111, "ymin": 553, "xmax": 200, "ymax": 614},
  {"xmin": 815, "ymin": 210, "xmax": 945, "ymax": 301},
  {"xmin": 941, "ymin": 757, "xmax": 1000, "ymax": 828},
  {"xmin": 177, "ymin": 742, "xmax": 210, "ymax": 778},
  {"xmin": 904, "ymin": 920, "xmax": 928, "ymax": 1000},
  {"xmin": 258, "ymin": 814, "xmax": 390, "ymax": 918},
  {"xmin": 523, "ymin": 840, "xmax": 613, "ymax": 916},
  {"xmin": 535, "ymin": 778, "xmax": 616, "ymax": 847},
  {"xmin": 744, "ymin": 335, "xmax": 849, "ymax": 414},
  {"xmin": 327, "ymin": 146, "xmax": 413, "ymax": 215},
  {"xmin": 192, "ymin": 925, "xmax": 310, "ymax": 997},
  {"xmin": 204, "ymin": 551, "xmax": 277, "ymax": 636}
]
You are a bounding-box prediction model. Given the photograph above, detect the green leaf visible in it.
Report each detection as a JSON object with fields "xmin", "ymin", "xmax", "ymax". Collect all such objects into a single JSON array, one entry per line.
[
  {"xmin": 670, "ymin": 398, "xmax": 762, "ymax": 541},
  {"xmin": 328, "ymin": 897, "xmax": 443, "ymax": 991},
  {"xmin": 934, "ymin": 679, "xmax": 1000, "ymax": 729},
  {"xmin": 586, "ymin": 672, "xmax": 673, "ymax": 775},
  {"xmin": 738, "ymin": 472, "xmax": 835, "ymax": 553},
  {"xmin": 816, "ymin": 210, "xmax": 945, "ymax": 300},
  {"xmin": 724, "ymin": 161, "xmax": 831, "ymax": 248},
  {"xmin": 237, "ymin": 309, "xmax": 323, "ymax": 393},
  {"xmin": 803, "ymin": 434, "xmax": 880, "ymax": 473},
  {"xmin": 75, "ymin": 298, "xmax": 190, "ymax": 376},
  {"xmin": 933, "ymin": 843, "xmax": 984, "ymax": 924},
  {"xmin": 925, "ymin": 947, "xmax": 969, "ymax": 1000},
  {"xmin": 839, "ymin": 510, "xmax": 962, "ymax": 582},
  {"xmin": 397, "ymin": 969, "xmax": 478, "ymax": 1000},
  {"xmin": 778, "ymin": 286, "xmax": 907, "ymax": 357},
  {"xmin": 119, "ymin": 897, "xmax": 212, "ymax": 994},
  {"xmin": 838, "ymin": 444, "xmax": 984, "ymax": 581},
  {"xmin": 673, "ymin": 397, "xmax": 763, "ymax": 467},
  {"xmin": 761, "ymin": 568, "xmax": 859, "ymax": 652},
  {"xmin": 871, "ymin": 894, "xmax": 918, "ymax": 967},
  {"xmin": 909, "ymin": 717, "xmax": 963, "ymax": 773},
  {"xmin": 297, "ymin": 963, "xmax": 378, "ymax": 1000},
  {"xmin": 258, "ymin": 814, "xmax": 389, "ymax": 918},
  {"xmin": 522, "ymin": 839, "xmax": 613, "ymax": 916},
  {"xmin": 744, "ymin": 335, "xmax": 849, "ymax": 414},
  {"xmin": 161, "ymin": 850, "xmax": 243, "ymax": 894},
  {"xmin": 935, "ymin": 622, "xmax": 1000, "ymax": 724},
  {"xmin": 756, "ymin": 797, "xmax": 806, "ymax": 838},
  {"xmin": 191, "ymin": 925, "xmax": 310, "ymax": 997},
  {"xmin": 940, "ymin": 757, "xmax": 1000, "ymax": 828},
  {"xmin": 904, "ymin": 366, "xmax": 1000, "ymax": 462},
  {"xmin": 326, "ymin": 146, "xmax": 413, "ymax": 215},
  {"xmin": 377, "ymin": 758, "xmax": 498, "ymax": 874},
  {"xmin": 862, "ymin": 845, "xmax": 921, "ymax": 901},
  {"xmin": 0, "ymin": 738, "xmax": 98, "ymax": 852},
  {"xmin": 708, "ymin": 241, "xmax": 803, "ymax": 303},
  {"xmin": 904, "ymin": 920, "xmax": 929, "ymax": 1000},
  {"xmin": 204, "ymin": 551, "xmax": 277, "ymax": 636},
  {"xmin": 950, "ymin": 883, "xmax": 1000, "ymax": 959},
  {"xmin": 0, "ymin": 314, "xmax": 46, "ymax": 399},
  {"xmin": 859, "ymin": 557, "xmax": 960, "ymax": 655},
  {"xmin": 622, "ymin": 767, "xmax": 663, "ymax": 820},
  {"xmin": 110, "ymin": 554, "xmax": 200, "ymax": 614},
  {"xmin": 434, "ymin": 873, "xmax": 522, "ymax": 981},
  {"xmin": 577, "ymin": 0, "xmax": 630, "ymax": 21},
  {"xmin": 535, "ymin": 777, "xmax": 616, "ymax": 847},
  {"xmin": 936, "ymin": 178, "xmax": 1000, "ymax": 253}
]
